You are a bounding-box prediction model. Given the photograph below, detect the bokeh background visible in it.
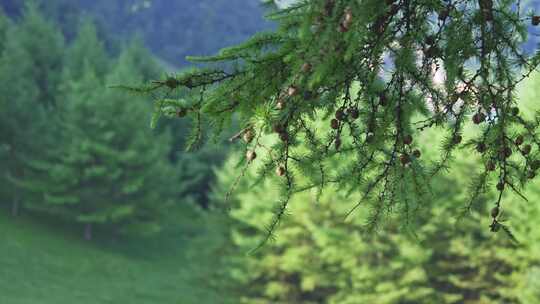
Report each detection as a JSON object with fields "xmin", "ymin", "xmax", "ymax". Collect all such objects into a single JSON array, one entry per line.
[{"xmin": 1, "ymin": 1, "xmax": 540, "ymax": 303}]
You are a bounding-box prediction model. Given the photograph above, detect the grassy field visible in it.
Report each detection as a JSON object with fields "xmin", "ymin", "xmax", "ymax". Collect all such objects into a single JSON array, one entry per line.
[{"xmin": 0, "ymin": 204, "xmax": 235, "ymax": 304}]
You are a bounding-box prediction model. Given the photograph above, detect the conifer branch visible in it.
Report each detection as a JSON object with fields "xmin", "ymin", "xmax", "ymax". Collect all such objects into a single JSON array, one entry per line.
[{"xmin": 129, "ymin": 0, "xmax": 540, "ymax": 241}]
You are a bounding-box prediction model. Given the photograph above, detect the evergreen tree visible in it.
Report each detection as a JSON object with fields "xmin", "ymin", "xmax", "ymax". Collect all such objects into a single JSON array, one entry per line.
[
  {"xmin": 62, "ymin": 18, "xmax": 109, "ymax": 82},
  {"xmin": 20, "ymin": 41, "xmax": 178, "ymax": 240},
  {"xmin": 139, "ymin": 0, "xmax": 540, "ymax": 239},
  {"xmin": 0, "ymin": 7, "xmax": 52, "ymax": 216},
  {"xmin": 11, "ymin": 2, "xmax": 64, "ymax": 107}
]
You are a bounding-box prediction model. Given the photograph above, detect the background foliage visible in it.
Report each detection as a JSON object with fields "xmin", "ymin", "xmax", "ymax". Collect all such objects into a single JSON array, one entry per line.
[
  {"xmin": 0, "ymin": 0, "xmax": 273, "ymax": 66},
  {"xmin": 0, "ymin": 3, "xmax": 229, "ymax": 237}
]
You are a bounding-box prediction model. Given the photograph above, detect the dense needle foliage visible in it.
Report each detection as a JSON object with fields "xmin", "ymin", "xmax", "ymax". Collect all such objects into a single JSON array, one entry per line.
[{"xmin": 132, "ymin": 0, "xmax": 540, "ymax": 244}]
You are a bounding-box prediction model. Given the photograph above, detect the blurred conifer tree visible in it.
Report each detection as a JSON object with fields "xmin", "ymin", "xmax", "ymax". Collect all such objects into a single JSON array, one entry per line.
[
  {"xmin": 0, "ymin": 3, "xmax": 60, "ymax": 217},
  {"xmin": 18, "ymin": 38, "xmax": 179, "ymax": 239}
]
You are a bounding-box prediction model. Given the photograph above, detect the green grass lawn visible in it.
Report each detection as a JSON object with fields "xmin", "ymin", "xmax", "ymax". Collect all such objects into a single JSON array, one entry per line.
[{"xmin": 0, "ymin": 204, "xmax": 236, "ymax": 304}]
